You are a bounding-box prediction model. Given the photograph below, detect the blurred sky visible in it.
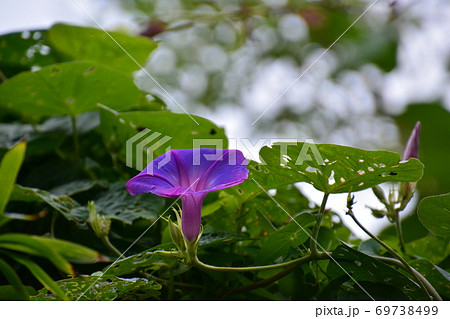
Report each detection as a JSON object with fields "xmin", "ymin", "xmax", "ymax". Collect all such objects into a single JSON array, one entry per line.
[{"xmin": 0, "ymin": 0, "xmax": 449, "ymax": 238}]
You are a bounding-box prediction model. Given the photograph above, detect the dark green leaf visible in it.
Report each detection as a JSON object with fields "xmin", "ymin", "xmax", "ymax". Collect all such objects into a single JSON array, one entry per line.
[
  {"xmin": 10, "ymin": 254, "xmax": 69, "ymax": 300},
  {"xmin": 329, "ymin": 245, "xmax": 424, "ymax": 300},
  {"xmin": 409, "ymin": 259, "xmax": 450, "ymax": 299},
  {"xmin": 0, "ymin": 258, "xmax": 29, "ymax": 300}
]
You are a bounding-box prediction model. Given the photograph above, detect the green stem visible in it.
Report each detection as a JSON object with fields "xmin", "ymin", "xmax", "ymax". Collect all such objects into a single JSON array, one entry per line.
[
  {"xmin": 373, "ymin": 256, "xmax": 442, "ymax": 301},
  {"xmin": 310, "ymin": 192, "xmax": 329, "ymax": 257},
  {"xmin": 0, "ymin": 69, "xmax": 7, "ymax": 82},
  {"xmin": 347, "ymin": 209, "xmax": 440, "ymax": 301},
  {"xmin": 50, "ymin": 211, "xmax": 58, "ymax": 238},
  {"xmin": 194, "ymin": 252, "xmax": 319, "ymax": 273},
  {"xmin": 101, "ymin": 236, "xmax": 122, "ymax": 258},
  {"xmin": 71, "ymin": 115, "xmax": 80, "ymax": 161},
  {"xmin": 394, "ymin": 213, "xmax": 406, "ymax": 253}
]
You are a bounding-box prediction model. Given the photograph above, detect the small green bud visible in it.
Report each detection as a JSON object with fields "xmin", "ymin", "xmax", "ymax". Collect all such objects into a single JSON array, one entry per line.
[
  {"xmin": 368, "ymin": 207, "xmax": 387, "ymax": 219},
  {"xmin": 88, "ymin": 201, "xmax": 111, "ymax": 238},
  {"xmin": 372, "ymin": 186, "xmax": 388, "ymax": 206},
  {"xmin": 168, "ymin": 217, "xmax": 185, "ymax": 251}
]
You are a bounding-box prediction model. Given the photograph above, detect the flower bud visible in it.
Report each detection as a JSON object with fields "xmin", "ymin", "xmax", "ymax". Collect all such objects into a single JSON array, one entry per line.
[
  {"xmin": 88, "ymin": 201, "xmax": 111, "ymax": 238},
  {"xmin": 168, "ymin": 217, "xmax": 185, "ymax": 252}
]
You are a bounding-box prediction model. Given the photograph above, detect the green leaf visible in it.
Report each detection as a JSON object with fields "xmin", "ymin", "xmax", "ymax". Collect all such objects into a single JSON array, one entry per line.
[
  {"xmin": 0, "ymin": 285, "xmax": 36, "ymax": 301},
  {"xmin": 72, "ymin": 182, "xmax": 165, "ymax": 225},
  {"xmin": 31, "ymin": 274, "xmax": 161, "ymax": 301},
  {"xmin": 199, "ymin": 232, "xmax": 247, "ymax": 248},
  {"xmin": 409, "ymin": 259, "xmax": 450, "ymax": 299},
  {"xmin": 31, "ymin": 236, "xmax": 109, "ymax": 264},
  {"xmin": 10, "ymin": 185, "xmax": 83, "ymax": 224},
  {"xmin": 10, "ymin": 254, "xmax": 69, "ymax": 301},
  {"xmin": 0, "ymin": 61, "xmax": 145, "ymax": 117},
  {"xmin": 0, "ymin": 258, "xmax": 29, "ymax": 300},
  {"xmin": 48, "ymin": 24, "xmax": 157, "ymax": 73},
  {"xmin": 329, "ymin": 245, "xmax": 424, "ymax": 300},
  {"xmin": 255, "ymin": 143, "xmax": 424, "ymax": 194},
  {"xmin": 256, "ymin": 213, "xmax": 315, "ymax": 264},
  {"xmin": 102, "ymin": 248, "xmax": 178, "ymax": 277},
  {"xmin": 0, "ymin": 141, "xmax": 26, "ymax": 214},
  {"xmin": 0, "ymin": 30, "xmax": 57, "ymax": 76},
  {"xmin": 99, "ymin": 109, "xmax": 228, "ymax": 168},
  {"xmin": 418, "ymin": 193, "xmax": 450, "ymax": 237},
  {"xmin": 407, "ymin": 235, "xmax": 449, "ymax": 265},
  {"xmin": 0, "ymin": 233, "xmax": 74, "ymax": 275}
]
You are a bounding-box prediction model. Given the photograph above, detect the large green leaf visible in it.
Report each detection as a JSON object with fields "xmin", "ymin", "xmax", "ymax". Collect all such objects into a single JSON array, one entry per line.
[
  {"xmin": 418, "ymin": 193, "xmax": 450, "ymax": 237},
  {"xmin": 254, "ymin": 143, "xmax": 424, "ymax": 194},
  {"xmin": 0, "ymin": 30, "xmax": 57, "ymax": 77},
  {"xmin": 0, "ymin": 61, "xmax": 145, "ymax": 117},
  {"xmin": 0, "ymin": 141, "xmax": 26, "ymax": 214},
  {"xmin": 328, "ymin": 245, "xmax": 424, "ymax": 300},
  {"xmin": 31, "ymin": 274, "xmax": 161, "ymax": 301},
  {"xmin": 48, "ymin": 24, "xmax": 157, "ymax": 73},
  {"xmin": 99, "ymin": 108, "xmax": 228, "ymax": 169},
  {"xmin": 10, "ymin": 185, "xmax": 83, "ymax": 223}
]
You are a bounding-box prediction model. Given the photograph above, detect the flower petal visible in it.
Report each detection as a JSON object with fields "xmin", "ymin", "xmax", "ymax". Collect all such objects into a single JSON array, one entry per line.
[{"xmin": 181, "ymin": 193, "xmax": 207, "ymax": 241}]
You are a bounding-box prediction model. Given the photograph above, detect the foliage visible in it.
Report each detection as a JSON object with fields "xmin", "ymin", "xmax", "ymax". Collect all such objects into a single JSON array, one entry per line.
[{"xmin": 0, "ymin": 10, "xmax": 448, "ymax": 301}]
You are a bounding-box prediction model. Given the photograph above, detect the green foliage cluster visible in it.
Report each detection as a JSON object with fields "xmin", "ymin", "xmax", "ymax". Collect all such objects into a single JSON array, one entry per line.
[{"xmin": 0, "ymin": 23, "xmax": 448, "ymax": 301}]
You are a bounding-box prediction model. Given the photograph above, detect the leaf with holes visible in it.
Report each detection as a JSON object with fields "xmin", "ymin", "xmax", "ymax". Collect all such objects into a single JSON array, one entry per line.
[
  {"xmin": 328, "ymin": 245, "xmax": 424, "ymax": 300},
  {"xmin": 48, "ymin": 24, "xmax": 157, "ymax": 73},
  {"xmin": 71, "ymin": 182, "xmax": 165, "ymax": 225},
  {"xmin": 417, "ymin": 193, "xmax": 450, "ymax": 237},
  {"xmin": 254, "ymin": 143, "xmax": 424, "ymax": 194},
  {"xmin": 31, "ymin": 275, "xmax": 161, "ymax": 301},
  {"xmin": 10, "ymin": 185, "xmax": 84, "ymax": 224},
  {"xmin": 0, "ymin": 61, "xmax": 145, "ymax": 117},
  {"xmin": 103, "ymin": 247, "xmax": 178, "ymax": 277}
]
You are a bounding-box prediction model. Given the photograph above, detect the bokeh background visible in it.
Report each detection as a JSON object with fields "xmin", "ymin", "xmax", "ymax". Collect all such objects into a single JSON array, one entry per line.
[{"xmin": 1, "ymin": 0, "xmax": 449, "ymax": 238}]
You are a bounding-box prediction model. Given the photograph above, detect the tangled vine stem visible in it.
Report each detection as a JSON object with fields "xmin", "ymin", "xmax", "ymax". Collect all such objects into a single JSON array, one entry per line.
[{"xmin": 346, "ymin": 209, "xmax": 442, "ymax": 301}]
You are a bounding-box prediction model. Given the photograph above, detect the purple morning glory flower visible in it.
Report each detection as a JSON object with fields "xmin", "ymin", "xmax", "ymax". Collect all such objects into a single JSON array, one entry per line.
[
  {"xmin": 127, "ymin": 149, "xmax": 249, "ymax": 241},
  {"xmin": 402, "ymin": 121, "xmax": 421, "ymax": 160}
]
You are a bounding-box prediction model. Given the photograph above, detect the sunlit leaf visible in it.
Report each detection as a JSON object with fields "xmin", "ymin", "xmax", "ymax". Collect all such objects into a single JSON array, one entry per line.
[
  {"xmin": 0, "ymin": 61, "xmax": 145, "ymax": 117},
  {"xmin": 48, "ymin": 24, "xmax": 157, "ymax": 73}
]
